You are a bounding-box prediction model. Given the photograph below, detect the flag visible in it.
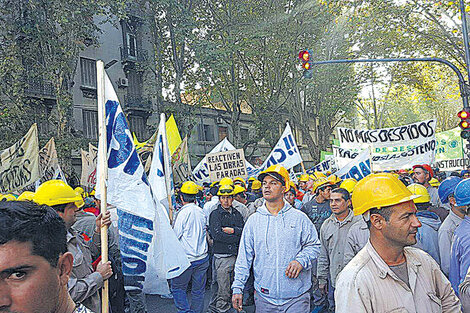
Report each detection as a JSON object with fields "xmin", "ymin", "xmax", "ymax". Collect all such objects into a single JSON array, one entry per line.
[
  {"xmin": 149, "ymin": 113, "xmax": 176, "ymax": 217},
  {"xmin": 165, "ymin": 114, "xmax": 182, "ymax": 155},
  {"xmin": 250, "ymin": 122, "xmax": 303, "ymax": 177},
  {"xmin": 96, "ymin": 70, "xmax": 189, "ymax": 295}
]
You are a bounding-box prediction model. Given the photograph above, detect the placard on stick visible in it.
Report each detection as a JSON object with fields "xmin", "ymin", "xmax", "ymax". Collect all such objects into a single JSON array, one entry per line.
[{"xmin": 207, "ymin": 148, "xmax": 247, "ymax": 182}]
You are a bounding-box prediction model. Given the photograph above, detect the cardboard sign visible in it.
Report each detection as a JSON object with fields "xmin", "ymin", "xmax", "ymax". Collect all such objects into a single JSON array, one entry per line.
[
  {"xmin": 207, "ymin": 149, "xmax": 247, "ymax": 182},
  {"xmin": 0, "ymin": 124, "xmax": 40, "ymax": 192}
]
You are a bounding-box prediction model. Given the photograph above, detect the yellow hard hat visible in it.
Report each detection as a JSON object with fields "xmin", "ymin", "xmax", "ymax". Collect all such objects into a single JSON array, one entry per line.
[
  {"xmin": 180, "ymin": 181, "xmax": 200, "ymax": 195},
  {"xmin": 18, "ymin": 191, "xmax": 35, "ymax": 201},
  {"xmin": 210, "ymin": 181, "xmax": 219, "ymax": 187},
  {"xmin": 248, "ymin": 177, "xmax": 256, "ymax": 182},
  {"xmin": 313, "ymin": 177, "xmax": 331, "ymax": 193},
  {"xmin": 233, "ymin": 185, "xmax": 246, "ymax": 195},
  {"xmin": 429, "ymin": 178, "xmax": 440, "ymax": 188},
  {"xmin": 327, "ymin": 174, "xmax": 342, "ymax": 185},
  {"xmin": 352, "ymin": 173, "xmax": 420, "ymax": 216},
  {"xmin": 74, "ymin": 187, "xmax": 85, "ymax": 197},
  {"xmin": 233, "ymin": 177, "xmax": 246, "ymax": 187},
  {"xmin": 258, "ymin": 164, "xmax": 290, "ymax": 188},
  {"xmin": 299, "ymin": 174, "xmax": 309, "ymax": 182},
  {"xmin": 218, "ymin": 184, "xmax": 235, "ymax": 196},
  {"xmin": 340, "ymin": 178, "xmax": 357, "ymax": 194},
  {"xmin": 34, "ymin": 180, "xmax": 84, "ymax": 208},
  {"xmin": 314, "ymin": 171, "xmax": 327, "ymax": 179},
  {"xmin": 0, "ymin": 194, "xmax": 17, "ymax": 201},
  {"xmin": 196, "ymin": 184, "xmax": 204, "ymax": 191},
  {"xmin": 251, "ymin": 180, "xmax": 262, "ymax": 190},
  {"xmin": 287, "ymin": 181, "xmax": 297, "ymax": 193},
  {"xmin": 407, "ymin": 183, "xmax": 430, "ymax": 204},
  {"xmin": 219, "ymin": 177, "xmax": 234, "ymax": 186},
  {"xmin": 89, "ymin": 189, "xmax": 96, "ymax": 196}
]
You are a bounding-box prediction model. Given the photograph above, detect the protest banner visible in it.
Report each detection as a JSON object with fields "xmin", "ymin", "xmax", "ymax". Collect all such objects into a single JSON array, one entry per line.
[
  {"xmin": 80, "ymin": 143, "xmax": 98, "ymax": 188},
  {"xmin": 0, "ymin": 124, "xmax": 40, "ymax": 193},
  {"xmin": 334, "ymin": 150, "xmax": 372, "ymax": 181},
  {"xmin": 192, "ymin": 138, "xmax": 256, "ymax": 184},
  {"xmin": 38, "ymin": 137, "xmax": 59, "ymax": 182},
  {"xmin": 249, "ymin": 122, "xmax": 303, "ymax": 177},
  {"xmin": 207, "ymin": 149, "xmax": 247, "ymax": 181},
  {"xmin": 96, "ymin": 68, "xmax": 189, "ymax": 297},
  {"xmin": 308, "ymin": 155, "xmax": 337, "ymax": 174},
  {"xmin": 338, "ymin": 119, "xmax": 436, "ymax": 150},
  {"xmin": 172, "ymin": 136, "xmax": 191, "ymax": 185}
]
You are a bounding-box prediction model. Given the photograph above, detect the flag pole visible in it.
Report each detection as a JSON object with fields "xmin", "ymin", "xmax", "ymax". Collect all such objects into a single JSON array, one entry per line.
[
  {"xmin": 161, "ymin": 113, "xmax": 175, "ymax": 224},
  {"xmin": 96, "ymin": 60, "xmax": 110, "ymax": 313}
]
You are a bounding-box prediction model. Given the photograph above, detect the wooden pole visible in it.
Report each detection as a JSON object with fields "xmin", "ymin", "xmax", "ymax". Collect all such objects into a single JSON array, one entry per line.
[
  {"xmin": 96, "ymin": 60, "xmax": 109, "ymax": 313},
  {"xmin": 300, "ymin": 161, "xmax": 306, "ymax": 173}
]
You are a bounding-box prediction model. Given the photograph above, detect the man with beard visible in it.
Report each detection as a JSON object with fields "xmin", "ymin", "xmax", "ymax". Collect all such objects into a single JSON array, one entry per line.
[{"xmin": 335, "ymin": 173, "xmax": 460, "ymax": 312}]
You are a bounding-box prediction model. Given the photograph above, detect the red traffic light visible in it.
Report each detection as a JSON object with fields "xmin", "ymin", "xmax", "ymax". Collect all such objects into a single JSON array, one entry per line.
[
  {"xmin": 460, "ymin": 120, "xmax": 470, "ymax": 129},
  {"xmin": 458, "ymin": 110, "xmax": 470, "ymax": 119},
  {"xmin": 298, "ymin": 50, "xmax": 310, "ymax": 62}
]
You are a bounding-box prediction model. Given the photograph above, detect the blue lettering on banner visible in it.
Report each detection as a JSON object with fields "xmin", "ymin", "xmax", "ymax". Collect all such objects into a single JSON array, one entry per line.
[
  {"xmin": 339, "ymin": 159, "xmax": 371, "ymax": 181},
  {"xmin": 117, "ymin": 209, "xmax": 154, "ymax": 289}
]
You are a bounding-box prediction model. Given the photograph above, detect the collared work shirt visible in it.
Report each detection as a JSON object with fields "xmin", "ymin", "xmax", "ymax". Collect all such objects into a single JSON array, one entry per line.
[
  {"xmin": 439, "ymin": 210, "xmax": 464, "ymax": 276},
  {"xmin": 317, "ymin": 210, "xmax": 362, "ymax": 287},
  {"xmin": 335, "ymin": 241, "xmax": 461, "ymax": 313},
  {"xmin": 343, "ymin": 218, "xmax": 369, "ymax": 266},
  {"xmin": 67, "ymin": 230, "xmax": 103, "ymax": 313}
]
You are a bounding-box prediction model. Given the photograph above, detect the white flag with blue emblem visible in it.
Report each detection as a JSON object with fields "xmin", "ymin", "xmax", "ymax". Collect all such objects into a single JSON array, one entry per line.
[{"xmin": 96, "ymin": 71, "xmax": 189, "ymax": 295}]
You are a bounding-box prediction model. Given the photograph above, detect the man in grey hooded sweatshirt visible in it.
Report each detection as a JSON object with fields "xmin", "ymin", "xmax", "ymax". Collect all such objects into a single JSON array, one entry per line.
[{"xmin": 231, "ymin": 165, "xmax": 321, "ymax": 313}]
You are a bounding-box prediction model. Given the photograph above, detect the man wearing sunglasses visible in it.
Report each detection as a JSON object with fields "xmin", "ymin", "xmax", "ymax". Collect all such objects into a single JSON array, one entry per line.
[
  {"xmin": 232, "ymin": 165, "xmax": 320, "ymax": 313},
  {"xmin": 208, "ymin": 184, "xmax": 244, "ymax": 313}
]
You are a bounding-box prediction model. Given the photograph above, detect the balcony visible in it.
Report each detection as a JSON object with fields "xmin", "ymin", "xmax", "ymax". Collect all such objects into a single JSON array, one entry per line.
[
  {"xmin": 24, "ymin": 78, "xmax": 55, "ymax": 98},
  {"xmin": 124, "ymin": 94, "xmax": 152, "ymax": 112}
]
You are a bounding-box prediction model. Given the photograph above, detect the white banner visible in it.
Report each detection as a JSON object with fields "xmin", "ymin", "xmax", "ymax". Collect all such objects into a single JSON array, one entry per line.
[
  {"xmin": 80, "ymin": 143, "xmax": 97, "ymax": 188},
  {"xmin": 333, "ymin": 146, "xmax": 360, "ymax": 169},
  {"xmin": 338, "ymin": 119, "xmax": 436, "ymax": 150},
  {"xmin": 0, "ymin": 124, "xmax": 40, "ymax": 193},
  {"xmin": 370, "ymin": 139, "xmax": 437, "ymax": 171},
  {"xmin": 192, "ymin": 138, "xmax": 256, "ymax": 184},
  {"xmin": 96, "ymin": 71, "xmax": 189, "ymax": 295},
  {"xmin": 250, "ymin": 122, "xmax": 303, "ymax": 177},
  {"xmin": 308, "ymin": 155, "xmax": 337, "ymax": 174},
  {"xmin": 434, "ymin": 158, "xmax": 470, "ymax": 171},
  {"xmin": 172, "ymin": 136, "xmax": 192, "ymax": 185},
  {"xmin": 334, "ymin": 150, "xmax": 372, "ymax": 181}
]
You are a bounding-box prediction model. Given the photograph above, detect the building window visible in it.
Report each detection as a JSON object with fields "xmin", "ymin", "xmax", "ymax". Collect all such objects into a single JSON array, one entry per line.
[
  {"xmin": 80, "ymin": 58, "xmax": 97, "ymax": 89},
  {"xmin": 127, "ymin": 70, "xmax": 143, "ymax": 97},
  {"xmin": 128, "ymin": 115, "xmax": 146, "ymax": 139},
  {"xmin": 83, "ymin": 110, "xmax": 98, "ymax": 140},
  {"xmin": 198, "ymin": 124, "xmax": 214, "ymax": 142},
  {"xmin": 218, "ymin": 126, "xmax": 228, "ymax": 141},
  {"xmin": 241, "ymin": 128, "xmax": 249, "ymax": 139},
  {"xmin": 127, "ymin": 33, "xmax": 137, "ymax": 58}
]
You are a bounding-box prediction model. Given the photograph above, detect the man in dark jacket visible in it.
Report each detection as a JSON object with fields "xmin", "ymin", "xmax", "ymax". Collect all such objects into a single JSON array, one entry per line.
[{"xmin": 209, "ymin": 184, "xmax": 244, "ymax": 313}]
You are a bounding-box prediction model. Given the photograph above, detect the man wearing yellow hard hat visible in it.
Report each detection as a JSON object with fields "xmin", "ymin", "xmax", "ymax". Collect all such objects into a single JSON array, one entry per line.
[
  {"xmin": 301, "ymin": 175, "xmax": 317, "ymax": 204},
  {"xmin": 232, "ymin": 164, "xmax": 320, "ymax": 313},
  {"xmin": 171, "ymin": 181, "xmax": 209, "ymax": 313},
  {"xmin": 335, "ymin": 173, "xmax": 460, "ymax": 312},
  {"xmin": 301, "ymin": 177, "xmax": 333, "ymax": 232},
  {"xmin": 33, "ymin": 180, "xmax": 113, "ymax": 313},
  {"xmin": 407, "ymin": 184, "xmax": 441, "ymax": 264},
  {"xmin": 208, "ymin": 184, "xmax": 244, "ymax": 313}
]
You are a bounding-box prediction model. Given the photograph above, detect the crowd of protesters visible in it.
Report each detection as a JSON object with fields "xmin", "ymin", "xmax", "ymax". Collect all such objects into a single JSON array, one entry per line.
[{"xmin": 2, "ymin": 163, "xmax": 470, "ymax": 312}]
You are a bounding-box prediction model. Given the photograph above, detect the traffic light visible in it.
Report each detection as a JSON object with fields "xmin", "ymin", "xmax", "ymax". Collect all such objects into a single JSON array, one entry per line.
[
  {"xmin": 298, "ymin": 50, "xmax": 313, "ymax": 79},
  {"xmin": 458, "ymin": 109, "xmax": 470, "ymax": 139}
]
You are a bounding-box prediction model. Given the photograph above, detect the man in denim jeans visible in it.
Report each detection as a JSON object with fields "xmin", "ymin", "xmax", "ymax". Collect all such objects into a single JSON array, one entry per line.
[{"xmin": 171, "ymin": 181, "xmax": 209, "ymax": 313}]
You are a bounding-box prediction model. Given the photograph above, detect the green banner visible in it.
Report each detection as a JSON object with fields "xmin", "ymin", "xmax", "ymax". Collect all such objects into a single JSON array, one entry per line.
[{"xmin": 435, "ymin": 127, "xmax": 463, "ymax": 161}]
